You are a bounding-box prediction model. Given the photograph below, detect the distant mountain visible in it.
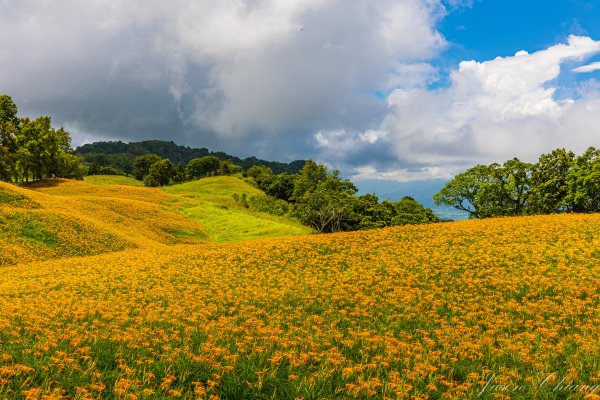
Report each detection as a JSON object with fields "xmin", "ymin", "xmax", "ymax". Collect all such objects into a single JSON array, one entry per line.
[
  {"xmin": 75, "ymin": 140, "xmax": 306, "ymax": 175},
  {"xmin": 352, "ymin": 178, "xmax": 469, "ymax": 221}
]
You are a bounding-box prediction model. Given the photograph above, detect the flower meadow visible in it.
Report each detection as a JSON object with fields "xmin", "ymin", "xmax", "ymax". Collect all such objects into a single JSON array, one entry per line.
[
  {"xmin": 0, "ymin": 180, "xmax": 206, "ymax": 265},
  {"xmin": 1, "ymin": 180, "xmax": 599, "ymax": 399}
]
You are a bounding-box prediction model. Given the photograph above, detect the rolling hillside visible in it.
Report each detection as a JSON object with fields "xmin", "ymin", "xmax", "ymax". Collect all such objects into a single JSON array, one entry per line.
[
  {"xmin": 0, "ymin": 211, "xmax": 598, "ymax": 398},
  {"xmin": 0, "ymin": 176, "xmax": 311, "ymax": 265},
  {"xmin": 0, "ymin": 177, "xmax": 598, "ymax": 399}
]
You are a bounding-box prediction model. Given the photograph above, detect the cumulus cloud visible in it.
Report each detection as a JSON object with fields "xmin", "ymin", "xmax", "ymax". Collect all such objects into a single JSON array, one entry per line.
[{"xmin": 319, "ymin": 35, "xmax": 600, "ymax": 181}]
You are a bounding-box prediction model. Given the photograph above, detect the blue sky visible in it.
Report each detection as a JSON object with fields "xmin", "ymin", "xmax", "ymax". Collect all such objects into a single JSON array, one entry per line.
[
  {"xmin": 1, "ymin": 0, "xmax": 600, "ymax": 182},
  {"xmin": 435, "ymin": 0, "xmax": 600, "ymax": 90},
  {"xmin": 442, "ymin": 0, "xmax": 600, "ymax": 60}
]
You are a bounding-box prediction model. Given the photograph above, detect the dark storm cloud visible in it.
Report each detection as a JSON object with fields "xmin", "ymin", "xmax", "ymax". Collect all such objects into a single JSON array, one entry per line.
[{"xmin": 0, "ymin": 0, "xmax": 446, "ymax": 164}]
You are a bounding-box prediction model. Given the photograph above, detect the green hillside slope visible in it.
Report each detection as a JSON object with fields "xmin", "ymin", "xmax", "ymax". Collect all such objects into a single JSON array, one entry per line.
[{"xmin": 163, "ymin": 176, "xmax": 313, "ymax": 242}]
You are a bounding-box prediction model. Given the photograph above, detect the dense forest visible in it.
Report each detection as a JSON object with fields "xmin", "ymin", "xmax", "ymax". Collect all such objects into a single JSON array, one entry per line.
[
  {"xmin": 434, "ymin": 147, "xmax": 600, "ymax": 217},
  {"xmin": 76, "ymin": 140, "xmax": 306, "ymax": 176},
  {"xmin": 0, "ymin": 95, "xmax": 85, "ymax": 182}
]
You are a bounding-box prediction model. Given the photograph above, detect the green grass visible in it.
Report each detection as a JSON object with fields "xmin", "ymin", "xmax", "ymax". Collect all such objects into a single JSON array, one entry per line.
[
  {"xmin": 164, "ymin": 176, "xmax": 313, "ymax": 242},
  {"xmin": 84, "ymin": 175, "xmax": 144, "ymax": 187}
]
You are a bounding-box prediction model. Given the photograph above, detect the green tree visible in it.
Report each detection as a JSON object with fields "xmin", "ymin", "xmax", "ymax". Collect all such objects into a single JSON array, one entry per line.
[
  {"xmin": 433, "ymin": 164, "xmax": 498, "ymax": 218},
  {"xmin": 291, "ymin": 161, "xmax": 357, "ymax": 232},
  {"xmin": 16, "ymin": 117, "xmax": 55, "ymax": 181},
  {"xmin": 565, "ymin": 147, "xmax": 600, "ymax": 212},
  {"xmin": 391, "ymin": 196, "xmax": 440, "ymax": 226},
  {"xmin": 172, "ymin": 162, "xmax": 187, "ymax": 183},
  {"xmin": 501, "ymin": 158, "xmax": 533, "ymax": 216},
  {"xmin": 529, "ymin": 148, "xmax": 575, "ymax": 214},
  {"xmin": 0, "ymin": 95, "xmax": 19, "ymax": 127},
  {"xmin": 290, "ymin": 160, "xmax": 329, "ymax": 201},
  {"xmin": 0, "ymin": 96, "xmax": 19, "ymax": 180},
  {"xmin": 219, "ymin": 159, "xmax": 243, "ymax": 176},
  {"xmin": 266, "ymin": 173, "xmax": 295, "ymax": 202},
  {"xmin": 294, "ymin": 185, "xmax": 355, "ymax": 233},
  {"xmin": 0, "ymin": 119, "xmax": 18, "ymax": 181},
  {"xmin": 133, "ymin": 154, "xmax": 162, "ymax": 180},
  {"xmin": 434, "ymin": 159, "xmax": 532, "ymax": 218},
  {"xmin": 185, "ymin": 156, "xmax": 221, "ymax": 178},
  {"xmin": 143, "ymin": 159, "xmax": 176, "ymax": 187}
]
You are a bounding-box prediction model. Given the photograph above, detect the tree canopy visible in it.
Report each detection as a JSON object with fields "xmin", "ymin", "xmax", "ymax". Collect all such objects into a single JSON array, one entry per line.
[
  {"xmin": 0, "ymin": 95, "xmax": 85, "ymax": 182},
  {"xmin": 434, "ymin": 147, "xmax": 600, "ymax": 218}
]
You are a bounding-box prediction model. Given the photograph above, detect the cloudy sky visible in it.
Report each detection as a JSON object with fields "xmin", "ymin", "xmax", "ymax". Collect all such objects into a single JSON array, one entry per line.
[{"xmin": 2, "ymin": 0, "xmax": 600, "ymax": 181}]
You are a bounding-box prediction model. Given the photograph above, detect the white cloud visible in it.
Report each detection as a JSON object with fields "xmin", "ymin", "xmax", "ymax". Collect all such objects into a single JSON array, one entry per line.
[
  {"xmin": 316, "ymin": 35, "xmax": 600, "ymax": 181},
  {"xmin": 572, "ymin": 61, "xmax": 600, "ymax": 73}
]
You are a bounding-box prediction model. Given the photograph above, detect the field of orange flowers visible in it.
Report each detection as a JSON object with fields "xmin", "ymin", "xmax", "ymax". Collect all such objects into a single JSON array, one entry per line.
[
  {"xmin": 1, "ymin": 180, "xmax": 600, "ymax": 399},
  {"xmin": 0, "ymin": 180, "xmax": 206, "ymax": 265}
]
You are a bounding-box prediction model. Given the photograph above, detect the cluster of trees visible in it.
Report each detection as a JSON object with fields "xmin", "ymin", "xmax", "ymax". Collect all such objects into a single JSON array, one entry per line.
[
  {"xmin": 126, "ymin": 154, "xmax": 439, "ymax": 234},
  {"xmin": 246, "ymin": 161, "xmax": 439, "ymax": 233},
  {"xmin": 76, "ymin": 140, "xmax": 306, "ymax": 176},
  {"xmin": 0, "ymin": 95, "xmax": 85, "ymax": 182},
  {"xmin": 133, "ymin": 154, "xmax": 243, "ymax": 187},
  {"xmin": 434, "ymin": 147, "xmax": 600, "ymax": 218}
]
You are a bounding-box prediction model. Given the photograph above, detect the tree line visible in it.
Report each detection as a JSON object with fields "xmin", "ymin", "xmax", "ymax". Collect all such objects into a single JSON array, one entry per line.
[
  {"xmin": 245, "ymin": 161, "xmax": 439, "ymax": 233},
  {"xmin": 131, "ymin": 153, "xmax": 243, "ymax": 187},
  {"xmin": 76, "ymin": 140, "xmax": 306, "ymax": 176},
  {"xmin": 0, "ymin": 95, "xmax": 85, "ymax": 182},
  {"xmin": 434, "ymin": 147, "xmax": 600, "ymax": 218}
]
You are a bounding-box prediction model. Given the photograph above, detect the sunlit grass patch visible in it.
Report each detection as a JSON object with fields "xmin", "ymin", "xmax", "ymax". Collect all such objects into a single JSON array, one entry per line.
[
  {"xmin": 84, "ymin": 175, "xmax": 144, "ymax": 187},
  {"xmin": 165, "ymin": 176, "xmax": 312, "ymax": 242}
]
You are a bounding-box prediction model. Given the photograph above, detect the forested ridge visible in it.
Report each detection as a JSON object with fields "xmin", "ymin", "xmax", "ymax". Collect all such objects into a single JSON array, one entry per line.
[{"xmin": 75, "ymin": 140, "xmax": 306, "ymax": 176}]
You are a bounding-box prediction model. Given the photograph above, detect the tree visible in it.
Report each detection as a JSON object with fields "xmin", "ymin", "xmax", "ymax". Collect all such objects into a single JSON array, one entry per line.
[
  {"xmin": 0, "ymin": 94, "xmax": 84, "ymax": 182},
  {"xmin": 143, "ymin": 159, "xmax": 176, "ymax": 187},
  {"xmin": 294, "ymin": 184, "xmax": 355, "ymax": 233},
  {"xmin": 529, "ymin": 148, "xmax": 575, "ymax": 213},
  {"xmin": 565, "ymin": 147, "xmax": 600, "ymax": 212},
  {"xmin": 218, "ymin": 159, "xmax": 243, "ymax": 176},
  {"xmin": 133, "ymin": 154, "xmax": 162, "ymax": 180},
  {"xmin": 0, "ymin": 96, "xmax": 19, "ymax": 180},
  {"xmin": 434, "ymin": 159, "xmax": 532, "ymax": 218},
  {"xmin": 0, "ymin": 95, "xmax": 19, "ymax": 127},
  {"xmin": 391, "ymin": 196, "xmax": 440, "ymax": 226},
  {"xmin": 433, "ymin": 164, "xmax": 499, "ymax": 218},
  {"xmin": 0, "ymin": 119, "xmax": 18, "ymax": 181},
  {"xmin": 291, "ymin": 161, "xmax": 358, "ymax": 232},
  {"xmin": 500, "ymin": 158, "xmax": 533, "ymax": 216},
  {"xmin": 266, "ymin": 173, "xmax": 295, "ymax": 202},
  {"xmin": 290, "ymin": 160, "xmax": 329, "ymax": 201},
  {"xmin": 185, "ymin": 156, "xmax": 220, "ymax": 178}
]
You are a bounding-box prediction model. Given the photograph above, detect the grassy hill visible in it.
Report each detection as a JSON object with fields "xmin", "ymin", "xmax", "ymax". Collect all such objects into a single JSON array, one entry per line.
[
  {"xmin": 163, "ymin": 176, "xmax": 312, "ymax": 242},
  {"xmin": 1, "ymin": 177, "xmax": 599, "ymax": 398},
  {"xmin": 0, "ymin": 175, "xmax": 311, "ymax": 265},
  {"xmin": 0, "ymin": 178, "xmax": 206, "ymax": 265}
]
